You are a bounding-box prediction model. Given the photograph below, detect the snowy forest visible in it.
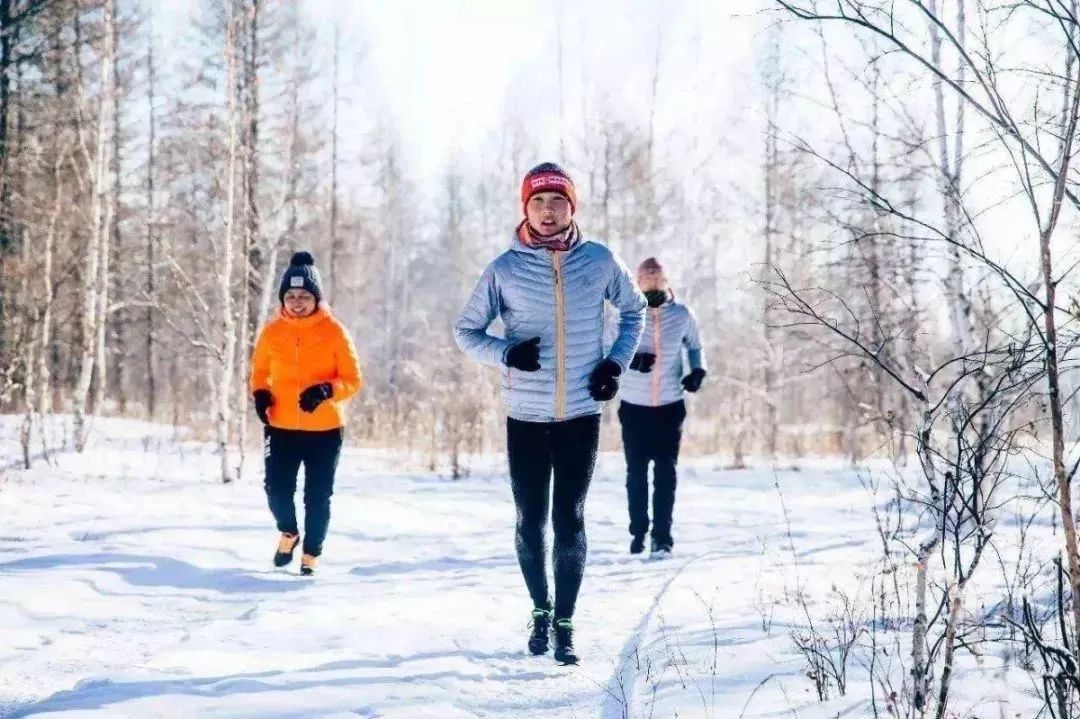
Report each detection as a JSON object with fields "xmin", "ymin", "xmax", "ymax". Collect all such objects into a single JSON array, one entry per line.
[
  {"xmin": 3, "ymin": 0, "xmax": 989, "ymax": 476},
  {"xmin": 6, "ymin": 0, "xmax": 1080, "ymax": 717}
]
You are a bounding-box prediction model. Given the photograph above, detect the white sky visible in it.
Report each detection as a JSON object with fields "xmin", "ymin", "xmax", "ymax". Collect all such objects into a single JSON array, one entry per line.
[
  {"xmin": 154, "ymin": 0, "xmax": 766, "ymax": 181},
  {"xmin": 147, "ymin": 0, "xmax": 1079, "ymax": 330}
]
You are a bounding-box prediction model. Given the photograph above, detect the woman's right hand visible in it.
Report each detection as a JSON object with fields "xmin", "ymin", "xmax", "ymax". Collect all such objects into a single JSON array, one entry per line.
[
  {"xmin": 505, "ymin": 337, "xmax": 542, "ymax": 372},
  {"xmin": 629, "ymin": 352, "xmax": 656, "ymax": 373},
  {"xmin": 253, "ymin": 389, "xmax": 274, "ymax": 425}
]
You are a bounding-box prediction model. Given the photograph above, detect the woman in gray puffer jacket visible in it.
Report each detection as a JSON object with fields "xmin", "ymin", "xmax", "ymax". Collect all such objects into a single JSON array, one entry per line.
[
  {"xmin": 455, "ymin": 162, "xmax": 645, "ymax": 665},
  {"xmin": 619, "ymin": 257, "xmax": 707, "ymax": 560}
]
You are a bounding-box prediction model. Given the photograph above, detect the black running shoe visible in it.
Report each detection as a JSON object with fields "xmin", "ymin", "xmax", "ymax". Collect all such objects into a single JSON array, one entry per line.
[
  {"xmin": 528, "ymin": 607, "xmax": 551, "ymax": 655},
  {"xmin": 553, "ymin": 618, "xmax": 579, "ymax": 665}
]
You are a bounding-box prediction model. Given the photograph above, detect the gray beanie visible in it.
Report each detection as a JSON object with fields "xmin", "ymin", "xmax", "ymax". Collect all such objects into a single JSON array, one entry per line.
[{"xmin": 278, "ymin": 251, "xmax": 324, "ymax": 305}]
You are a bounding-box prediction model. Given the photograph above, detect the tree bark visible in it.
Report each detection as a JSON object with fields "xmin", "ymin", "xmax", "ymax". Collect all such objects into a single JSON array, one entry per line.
[
  {"xmin": 145, "ymin": 10, "xmax": 157, "ymax": 419},
  {"xmin": 911, "ymin": 408, "xmax": 942, "ymax": 713},
  {"xmin": 217, "ymin": 3, "xmax": 240, "ymax": 484},
  {"xmin": 928, "ymin": 0, "xmax": 974, "ymax": 366},
  {"xmin": 93, "ymin": 0, "xmax": 119, "ymax": 418},
  {"xmin": 236, "ymin": 0, "xmax": 260, "ymax": 479},
  {"xmin": 1042, "ymin": 0, "xmax": 1080, "ymax": 656},
  {"xmin": 0, "ymin": 0, "xmax": 14, "ymax": 267},
  {"xmin": 762, "ymin": 31, "xmax": 781, "ymax": 460},
  {"xmin": 107, "ymin": 0, "xmax": 124, "ymax": 412},
  {"xmin": 74, "ymin": 0, "xmax": 115, "ymax": 452}
]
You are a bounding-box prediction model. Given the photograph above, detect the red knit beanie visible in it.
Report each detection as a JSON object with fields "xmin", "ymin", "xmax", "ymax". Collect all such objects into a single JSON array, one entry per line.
[{"xmin": 520, "ymin": 162, "xmax": 577, "ymax": 214}]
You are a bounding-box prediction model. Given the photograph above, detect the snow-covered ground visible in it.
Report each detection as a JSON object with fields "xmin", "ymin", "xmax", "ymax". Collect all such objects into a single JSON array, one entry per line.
[{"xmin": 0, "ymin": 418, "xmax": 1044, "ymax": 718}]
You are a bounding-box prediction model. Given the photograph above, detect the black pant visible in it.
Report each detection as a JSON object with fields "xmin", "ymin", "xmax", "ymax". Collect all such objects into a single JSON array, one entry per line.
[
  {"xmin": 264, "ymin": 426, "xmax": 343, "ymax": 557},
  {"xmin": 507, "ymin": 413, "xmax": 600, "ymax": 620},
  {"xmin": 619, "ymin": 400, "xmax": 686, "ymax": 545}
]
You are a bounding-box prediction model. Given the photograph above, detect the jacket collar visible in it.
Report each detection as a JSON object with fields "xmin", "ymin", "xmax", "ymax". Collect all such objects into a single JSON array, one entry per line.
[{"xmin": 508, "ymin": 229, "xmax": 589, "ymax": 257}]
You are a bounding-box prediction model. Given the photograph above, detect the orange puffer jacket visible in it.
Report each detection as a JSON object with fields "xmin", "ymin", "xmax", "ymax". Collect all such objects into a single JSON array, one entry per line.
[{"xmin": 250, "ymin": 304, "xmax": 363, "ymax": 431}]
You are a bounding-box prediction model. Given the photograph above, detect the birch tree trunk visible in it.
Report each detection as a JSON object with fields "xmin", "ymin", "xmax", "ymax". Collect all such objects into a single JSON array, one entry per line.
[
  {"xmin": 911, "ymin": 409, "xmax": 942, "ymax": 714},
  {"xmin": 38, "ymin": 153, "xmax": 59, "ymax": 417},
  {"xmin": 92, "ymin": 0, "xmax": 119, "ymax": 420},
  {"xmin": 932, "ymin": 581, "xmax": 966, "ymax": 719},
  {"xmin": 236, "ymin": 0, "xmax": 260, "ymax": 479},
  {"xmin": 867, "ymin": 59, "xmax": 887, "ymax": 426},
  {"xmin": 38, "ymin": 19, "xmax": 67, "ymax": 418},
  {"xmin": 19, "ymin": 127, "xmax": 34, "ymax": 469},
  {"xmin": 74, "ymin": 0, "xmax": 115, "ymax": 452},
  {"xmin": 145, "ymin": 11, "xmax": 157, "ymax": 419},
  {"xmin": 928, "ymin": 0, "xmax": 974, "ymax": 367},
  {"xmin": 761, "ymin": 31, "xmax": 781, "ymax": 461},
  {"xmin": 217, "ymin": 4, "xmax": 240, "ymax": 484},
  {"xmin": 106, "ymin": 0, "xmax": 124, "ymax": 413},
  {"xmin": 895, "ymin": 177, "xmax": 922, "ymax": 464}
]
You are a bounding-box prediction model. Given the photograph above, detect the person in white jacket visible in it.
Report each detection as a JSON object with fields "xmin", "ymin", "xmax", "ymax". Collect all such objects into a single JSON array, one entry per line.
[{"xmin": 618, "ymin": 257, "xmax": 706, "ymax": 559}]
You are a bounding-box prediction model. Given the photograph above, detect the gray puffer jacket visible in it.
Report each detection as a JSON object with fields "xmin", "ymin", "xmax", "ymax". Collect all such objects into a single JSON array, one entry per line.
[
  {"xmin": 455, "ymin": 234, "xmax": 646, "ymax": 423},
  {"xmin": 620, "ymin": 297, "xmax": 706, "ymax": 407}
]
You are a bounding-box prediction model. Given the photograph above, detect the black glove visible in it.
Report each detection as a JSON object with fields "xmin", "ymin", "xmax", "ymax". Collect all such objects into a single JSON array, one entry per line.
[
  {"xmin": 588, "ymin": 359, "xmax": 622, "ymax": 401},
  {"xmin": 299, "ymin": 383, "xmax": 333, "ymax": 413},
  {"xmin": 682, "ymin": 368, "xmax": 706, "ymax": 393},
  {"xmin": 505, "ymin": 337, "xmax": 542, "ymax": 372},
  {"xmin": 629, "ymin": 352, "xmax": 656, "ymax": 373},
  {"xmin": 253, "ymin": 389, "xmax": 274, "ymax": 425}
]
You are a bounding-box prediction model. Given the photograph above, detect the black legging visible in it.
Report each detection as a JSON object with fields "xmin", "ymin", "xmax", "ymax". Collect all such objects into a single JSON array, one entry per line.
[
  {"xmin": 619, "ymin": 400, "xmax": 686, "ymax": 545},
  {"xmin": 264, "ymin": 426, "xmax": 343, "ymax": 557},
  {"xmin": 507, "ymin": 414, "xmax": 600, "ymax": 620}
]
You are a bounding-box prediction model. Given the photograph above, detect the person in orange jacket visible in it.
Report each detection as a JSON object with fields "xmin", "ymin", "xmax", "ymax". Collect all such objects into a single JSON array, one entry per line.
[{"xmin": 250, "ymin": 251, "xmax": 363, "ymax": 576}]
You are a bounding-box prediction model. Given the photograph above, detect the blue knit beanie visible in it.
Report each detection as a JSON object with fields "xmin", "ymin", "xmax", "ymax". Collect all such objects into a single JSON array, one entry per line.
[{"xmin": 278, "ymin": 251, "xmax": 323, "ymax": 305}]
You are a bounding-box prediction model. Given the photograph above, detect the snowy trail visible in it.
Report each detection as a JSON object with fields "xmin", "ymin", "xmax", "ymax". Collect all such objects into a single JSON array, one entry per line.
[{"xmin": 0, "ymin": 430, "xmax": 880, "ymax": 718}]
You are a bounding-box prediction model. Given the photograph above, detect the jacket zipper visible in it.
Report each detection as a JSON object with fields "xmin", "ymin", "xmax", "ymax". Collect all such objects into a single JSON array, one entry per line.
[
  {"xmin": 651, "ymin": 307, "xmax": 662, "ymax": 407},
  {"xmin": 552, "ymin": 252, "xmax": 567, "ymax": 420},
  {"xmin": 295, "ymin": 335, "xmax": 303, "ymax": 429}
]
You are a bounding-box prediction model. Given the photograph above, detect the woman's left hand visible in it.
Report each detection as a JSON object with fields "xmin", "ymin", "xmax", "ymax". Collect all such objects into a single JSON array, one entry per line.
[{"xmin": 299, "ymin": 383, "xmax": 334, "ymax": 412}]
